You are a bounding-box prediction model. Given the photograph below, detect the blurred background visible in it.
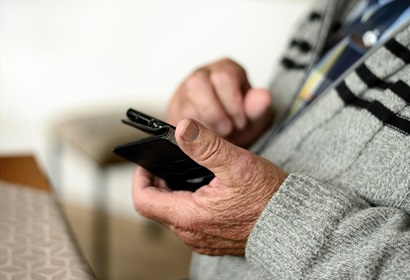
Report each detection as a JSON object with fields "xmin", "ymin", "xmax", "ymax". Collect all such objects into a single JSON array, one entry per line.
[{"xmin": 0, "ymin": 0, "xmax": 313, "ymax": 279}]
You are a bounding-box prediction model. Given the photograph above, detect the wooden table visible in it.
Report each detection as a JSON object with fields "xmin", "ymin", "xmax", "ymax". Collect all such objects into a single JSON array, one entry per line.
[{"xmin": 0, "ymin": 155, "xmax": 51, "ymax": 192}]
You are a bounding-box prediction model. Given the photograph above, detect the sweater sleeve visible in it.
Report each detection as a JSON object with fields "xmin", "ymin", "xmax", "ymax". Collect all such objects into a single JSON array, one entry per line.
[{"xmin": 246, "ymin": 173, "xmax": 410, "ymax": 279}]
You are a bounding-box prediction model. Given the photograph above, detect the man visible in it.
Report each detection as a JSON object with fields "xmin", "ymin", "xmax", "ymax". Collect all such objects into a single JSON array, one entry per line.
[{"xmin": 132, "ymin": 0, "xmax": 410, "ymax": 278}]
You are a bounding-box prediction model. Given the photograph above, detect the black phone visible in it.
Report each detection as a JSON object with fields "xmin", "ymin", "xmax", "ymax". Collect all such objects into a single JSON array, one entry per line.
[{"xmin": 113, "ymin": 108, "xmax": 214, "ymax": 191}]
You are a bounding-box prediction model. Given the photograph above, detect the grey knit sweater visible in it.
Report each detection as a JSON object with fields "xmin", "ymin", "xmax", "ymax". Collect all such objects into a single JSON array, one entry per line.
[{"xmin": 190, "ymin": 0, "xmax": 410, "ymax": 279}]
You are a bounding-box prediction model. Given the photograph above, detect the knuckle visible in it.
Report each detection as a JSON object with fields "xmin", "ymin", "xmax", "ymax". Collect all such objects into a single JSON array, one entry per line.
[
  {"xmin": 181, "ymin": 106, "xmax": 199, "ymax": 120},
  {"xmin": 199, "ymin": 135, "xmax": 225, "ymax": 166},
  {"xmin": 234, "ymin": 151, "xmax": 259, "ymax": 178},
  {"xmin": 218, "ymin": 58, "xmax": 246, "ymax": 73},
  {"xmin": 198, "ymin": 106, "xmax": 222, "ymax": 120},
  {"xmin": 185, "ymin": 70, "xmax": 208, "ymax": 92},
  {"xmin": 217, "ymin": 57, "xmax": 236, "ymax": 66},
  {"xmin": 209, "ymin": 70, "xmax": 237, "ymax": 88}
]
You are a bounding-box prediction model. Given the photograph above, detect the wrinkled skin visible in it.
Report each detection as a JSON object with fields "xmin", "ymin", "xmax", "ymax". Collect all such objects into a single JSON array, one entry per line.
[
  {"xmin": 133, "ymin": 58, "xmax": 288, "ymax": 256},
  {"xmin": 166, "ymin": 58, "xmax": 273, "ymax": 148},
  {"xmin": 133, "ymin": 119, "xmax": 288, "ymax": 256}
]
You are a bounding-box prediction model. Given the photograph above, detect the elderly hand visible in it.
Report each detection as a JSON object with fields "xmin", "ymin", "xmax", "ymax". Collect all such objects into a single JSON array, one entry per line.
[
  {"xmin": 132, "ymin": 119, "xmax": 288, "ymax": 256},
  {"xmin": 166, "ymin": 58, "xmax": 273, "ymax": 148}
]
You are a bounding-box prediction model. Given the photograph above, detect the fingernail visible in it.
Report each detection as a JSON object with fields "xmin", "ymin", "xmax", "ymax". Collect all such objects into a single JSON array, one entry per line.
[{"xmin": 181, "ymin": 120, "xmax": 199, "ymax": 142}]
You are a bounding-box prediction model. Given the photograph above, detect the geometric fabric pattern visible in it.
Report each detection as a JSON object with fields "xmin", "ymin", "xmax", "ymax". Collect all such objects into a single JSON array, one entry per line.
[{"xmin": 0, "ymin": 181, "xmax": 95, "ymax": 280}]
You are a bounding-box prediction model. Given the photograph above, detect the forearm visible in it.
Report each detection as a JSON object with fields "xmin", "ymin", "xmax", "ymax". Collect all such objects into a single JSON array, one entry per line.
[{"xmin": 247, "ymin": 174, "xmax": 410, "ymax": 279}]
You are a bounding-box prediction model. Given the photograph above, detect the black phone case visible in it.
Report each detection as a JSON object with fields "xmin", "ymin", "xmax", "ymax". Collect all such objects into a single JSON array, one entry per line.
[{"xmin": 113, "ymin": 109, "xmax": 214, "ymax": 191}]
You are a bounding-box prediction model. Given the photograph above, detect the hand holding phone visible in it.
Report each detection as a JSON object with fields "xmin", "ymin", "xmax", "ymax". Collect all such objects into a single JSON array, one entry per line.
[{"xmin": 113, "ymin": 109, "xmax": 214, "ymax": 191}]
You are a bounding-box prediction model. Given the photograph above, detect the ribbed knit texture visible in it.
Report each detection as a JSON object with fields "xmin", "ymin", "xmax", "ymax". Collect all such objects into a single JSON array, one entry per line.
[
  {"xmin": 247, "ymin": 174, "xmax": 410, "ymax": 279},
  {"xmin": 190, "ymin": 0, "xmax": 410, "ymax": 279}
]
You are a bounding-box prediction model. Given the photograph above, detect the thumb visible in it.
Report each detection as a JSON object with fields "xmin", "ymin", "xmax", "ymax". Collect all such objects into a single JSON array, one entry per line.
[{"xmin": 175, "ymin": 118, "xmax": 252, "ymax": 183}]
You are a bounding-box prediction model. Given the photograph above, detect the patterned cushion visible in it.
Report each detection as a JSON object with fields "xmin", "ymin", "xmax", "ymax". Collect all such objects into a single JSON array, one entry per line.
[{"xmin": 0, "ymin": 181, "xmax": 95, "ymax": 279}]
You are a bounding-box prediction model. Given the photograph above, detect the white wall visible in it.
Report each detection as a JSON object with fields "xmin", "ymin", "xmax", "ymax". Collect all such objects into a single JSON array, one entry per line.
[{"xmin": 0, "ymin": 0, "xmax": 313, "ymax": 217}]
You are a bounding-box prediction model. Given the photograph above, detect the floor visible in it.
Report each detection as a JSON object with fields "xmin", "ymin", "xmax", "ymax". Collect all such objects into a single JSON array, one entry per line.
[{"xmin": 62, "ymin": 203, "xmax": 192, "ymax": 280}]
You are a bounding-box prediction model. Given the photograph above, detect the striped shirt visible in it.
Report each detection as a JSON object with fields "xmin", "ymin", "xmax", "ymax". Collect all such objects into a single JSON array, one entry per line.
[{"xmin": 284, "ymin": 0, "xmax": 410, "ymax": 124}]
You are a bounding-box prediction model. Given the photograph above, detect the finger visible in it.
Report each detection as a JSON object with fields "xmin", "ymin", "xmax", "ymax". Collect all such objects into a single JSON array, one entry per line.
[
  {"xmin": 132, "ymin": 167, "xmax": 157, "ymax": 192},
  {"xmin": 184, "ymin": 69, "xmax": 233, "ymax": 136},
  {"xmin": 209, "ymin": 69, "xmax": 247, "ymax": 130},
  {"xmin": 244, "ymin": 88, "xmax": 272, "ymax": 123},
  {"xmin": 175, "ymin": 118, "xmax": 256, "ymax": 184},
  {"xmin": 242, "ymin": 88, "xmax": 273, "ymax": 138},
  {"xmin": 132, "ymin": 167, "xmax": 196, "ymax": 225},
  {"xmin": 132, "ymin": 166, "xmax": 172, "ymax": 192}
]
